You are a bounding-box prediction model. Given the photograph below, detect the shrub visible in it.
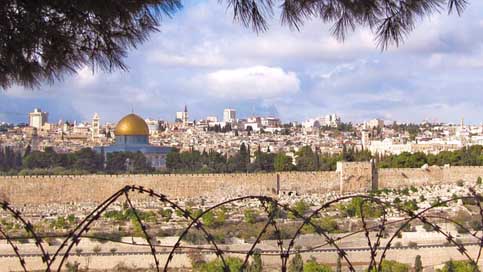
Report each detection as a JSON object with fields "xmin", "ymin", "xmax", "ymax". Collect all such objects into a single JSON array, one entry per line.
[
  {"xmin": 188, "ymin": 250, "xmax": 205, "ymax": 269},
  {"xmin": 456, "ymin": 222, "xmax": 470, "ymax": 234},
  {"xmin": 288, "ymin": 200, "xmax": 310, "ymax": 219},
  {"xmin": 304, "ymin": 258, "xmax": 332, "ymax": 272},
  {"xmin": 438, "ymin": 260, "xmax": 478, "ymax": 272},
  {"xmin": 159, "ymin": 209, "xmax": 173, "ymax": 222},
  {"xmin": 402, "ymin": 199, "xmax": 419, "ymax": 212},
  {"xmin": 400, "ymin": 188, "xmax": 410, "ymax": 196},
  {"xmin": 195, "ymin": 257, "xmax": 243, "ymax": 272},
  {"xmin": 288, "ymin": 252, "xmax": 303, "ymax": 272},
  {"xmin": 92, "ymin": 245, "xmax": 102, "ymax": 254},
  {"xmin": 469, "ymin": 220, "xmax": 482, "ymax": 231},
  {"xmin": 201, "ymin": 210, "xmax": 227, "ymax": 228},
  {"xmin": 380, "ymin": 260, "xmax": 409, "ymax": 272},
  {"xmin": 244, "ymin": 209, "xmax": 258, "ymax": 224},
  {"xmin": 339, "ymin": 197, "xmax": 383, "ymax": 218},
  {"xmin": 407, "ymin": 241, "xmax": 418, "ymax": 248},
  {"xmin": 401, "ymin": 223, "xmax": 415, "ymax": 232},
  {"xmin": 423, "ymin": 223, "xmax": 434, "ymax": 232},
  {"xmin": 183, "ymin": 232, "xmax": 206, "ymax": 245},
  {"xmin": 65, "ymin": 261, "xmax": 80, "ymax": 272},
  {"xmin": 45, "ymin": 237, "xmax": 59, "ymax": 246},
  {"xmin": 175, "ymin": 209, "xmax": 184, "ymax": 218},
  {"xmin": 91, "ymin": 232, "xmax": 122, "ymax": 243},
  {"xmin": 202, "ymin": 211, "xmax": 216, "ymax": 227},
  {"xmin": 302, "ymin": 218, "xmax": 339, "ymax": 234}
]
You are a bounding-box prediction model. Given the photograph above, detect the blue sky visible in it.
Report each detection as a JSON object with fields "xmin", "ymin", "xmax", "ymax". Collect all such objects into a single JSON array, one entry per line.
[{"xmin": 2, "ymin": 0, "xmax": 483, "ymax": 124}]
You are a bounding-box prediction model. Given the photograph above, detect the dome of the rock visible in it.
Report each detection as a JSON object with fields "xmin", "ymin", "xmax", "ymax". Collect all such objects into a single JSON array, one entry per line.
[{"xmin": 114, "ymin": 113, "xmax": 149, "ymax": 136}]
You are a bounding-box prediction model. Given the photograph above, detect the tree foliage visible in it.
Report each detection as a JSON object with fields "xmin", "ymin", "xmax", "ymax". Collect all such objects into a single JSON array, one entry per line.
[
  {"xmin": 379, "ymin": 145, "xmax": 483, "ymax": 168},
  {"xmin": 195, "ymin": 256, "xmax": 244, "ymax": 272},
  {"xmin": 0, "ymin": 146, "xmax": 153, "ymax": 175},
  {"xmin": 414, "ymin": 255, "xmax": 423, "ymax": 272},
  {"xmin": 436, "ymin": 260, "xmax": 479, "ymax": 272},
  {"xmin": 296, "ymin": 146, "xmax": 319, "ymax": 171},
  {"xmin": 376, "ymin": 260, "xmax": 410, "ymax": 272},
  {"xmin": 289, "ymin": 252, "xmax": 304, "ymax": 272},
  {"xmin": 22, "ymin": 147, "xmax": 104, "ymax": 172},
  {"xmin": 274, "ymin": 152, "xmax": 295, "ymax": 171},
  {"xmin": 244, "ymin": 208, "xmax": 258, "ymax": 224},
  {"xmin": 223, "ymin": 0, "xmax": 468, "ymax": 51},
  {"xmin": 303, "ymin": 258, "xmax": 333, "ymax": 272},
  {"xmin": 339, "ymin": 197, "xmax": 383, "ymax": 218},
  {"xmin": 0, "ymin": 146, "xmax": 23, "ymax": 173},
  {"xmin": 105, "ymin": 151, "xmax": 152, "ymax": 173},
  {"xmin": 0, "ymin": 0, "xmax": 182, "ymax": 89},
  {"xmin": 164, "ymin": 144, "xmax": 372, "ymax": 173},
  {"xmin": 247, "ymin": 249, "xmax": 263, "ymax": 272}
]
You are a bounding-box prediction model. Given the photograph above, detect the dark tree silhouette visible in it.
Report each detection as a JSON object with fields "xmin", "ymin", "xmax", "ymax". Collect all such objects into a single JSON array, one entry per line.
[
  {"xmin": 0, "ymin": 0, "xmax": 182, "ymax": 89},
  {"xmin": 0, "ymin": 0, "xmax": 468, "ymax": 89},
  {"xmin": 229, "ymin": 0, "xmax": 467, "ymax": 49}
]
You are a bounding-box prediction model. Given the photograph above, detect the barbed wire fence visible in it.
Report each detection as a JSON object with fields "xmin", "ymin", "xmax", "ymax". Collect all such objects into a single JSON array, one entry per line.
[{"xmin": 1, "ymin": 185, "xmax": 483, "ymax": 271}]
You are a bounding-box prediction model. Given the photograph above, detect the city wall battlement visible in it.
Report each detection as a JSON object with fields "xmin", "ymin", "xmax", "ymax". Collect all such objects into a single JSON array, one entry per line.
[
  {"xmin": 0, "ymin": 172, "xmax": 339, "ymax": 205},
  {"xmin": 0, "ymin": 162, "xmax": 482, "ymax": 204},
  {"xmin": 378, "ymin": 165, "xmax": 483, "ymax": 188}
]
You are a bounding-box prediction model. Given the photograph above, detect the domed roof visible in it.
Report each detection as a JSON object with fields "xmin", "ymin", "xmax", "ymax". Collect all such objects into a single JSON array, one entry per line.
[{"xmin": 114, "ymin": 113, "xmax": 149, "ymax": 136}]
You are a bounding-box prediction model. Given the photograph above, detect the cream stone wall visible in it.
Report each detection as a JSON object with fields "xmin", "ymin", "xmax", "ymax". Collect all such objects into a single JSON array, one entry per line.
[
  {"xmin": 378, "ymin": 166, "xmax": 483, "ymax": 189},
  {"xmin": 1, "ymin": 163, "xmax": 483, "ymax": 205},
  {"xmin": 0, "ymin": 172, "xmax": 339, "ymax": 205}
]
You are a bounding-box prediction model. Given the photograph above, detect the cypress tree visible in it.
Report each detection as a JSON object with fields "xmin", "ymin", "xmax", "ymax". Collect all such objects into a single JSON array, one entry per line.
[
  {"xmin": 414, "ymin": 255, "xmax": 422, "ymax": 272},
  {"xmin": 446, "ymin": 260, "xmax": 455, "ymax": 272},
  {"xmin": 288, "ymin": 252, "xmax": 303, "ymax": 272},
  {"xmin": 23, "ymin": 145, "xmax": 31, "ymax": 158},
  {"xmin": 336, "ymin": 256, "xmax": 342, "ymax": 272},
  {"xmin": 248, "ymin": 249, "xmax": 262, "ymax": 272},
  {"xmin": 0, "ymin": 147, "xmax": 4, "ymax": 172}
]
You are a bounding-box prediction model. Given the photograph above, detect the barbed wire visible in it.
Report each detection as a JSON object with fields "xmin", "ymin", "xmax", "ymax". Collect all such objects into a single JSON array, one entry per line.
[{"xmin": 0, "ymin": 185, "xmax": 482, "ymax": 271}]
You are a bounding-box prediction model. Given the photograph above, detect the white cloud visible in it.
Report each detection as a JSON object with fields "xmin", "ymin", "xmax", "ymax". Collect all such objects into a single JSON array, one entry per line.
[
  {"xmin": 146, "ymin": 41, "xmax": 226, "ymax": 68},
  {"xmin": 229, "ymin": 28, "xmax": 375, "ymax": 62},
  {"xmin": 202, "ymin": 66, "xmax": 300, "ymax": 99},
  {"xmin": 5, "ymin": 0, "xmax": 483, "ymax": 124},
  {"xmin": 148, "ymin": 52, "xmax": 225, "ymax": 67},
  {"xmin": 75, "ymin": 66, "xmax": 98, "ymax": 86}
]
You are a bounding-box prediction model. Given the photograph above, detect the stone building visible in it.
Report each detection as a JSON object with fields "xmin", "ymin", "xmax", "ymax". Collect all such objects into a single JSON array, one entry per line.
[
  {"xmin": 95, "ymin": 113, "xmax": 170, "ymax": 169},
  {"xmin": 28, "ymin": 108, "xmax": 48, "ymax": 129}
]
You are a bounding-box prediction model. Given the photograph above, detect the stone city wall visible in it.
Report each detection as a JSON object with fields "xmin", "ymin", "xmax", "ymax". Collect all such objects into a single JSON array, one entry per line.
[
  {"xmin": 336, "ymin": 161, "xmax": 376, "ymax": 193},
  {"xmin": 1, "ymin": 163, "xmax": 483, "ymax": 205},
  {"xmin": 378, "ymin": 165, "xmax": 483, "ymax": 188},
  {"xmin": 0, "ymin": 172, "xmax": 339, "ymax": 205}
]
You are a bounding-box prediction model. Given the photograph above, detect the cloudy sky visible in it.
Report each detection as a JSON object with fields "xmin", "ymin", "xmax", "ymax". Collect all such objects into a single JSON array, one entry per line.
[{"xmin": 2, "ymin": 1, "xmax": 483, "ymax": 124}]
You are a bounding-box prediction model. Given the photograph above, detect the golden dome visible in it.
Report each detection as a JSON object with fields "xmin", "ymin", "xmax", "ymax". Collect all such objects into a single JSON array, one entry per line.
[{"xmin": 114, "ymin": 114, "xmax": 149, "ymax": 136}]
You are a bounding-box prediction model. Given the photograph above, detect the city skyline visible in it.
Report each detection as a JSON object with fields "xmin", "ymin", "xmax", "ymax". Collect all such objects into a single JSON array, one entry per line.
[
  {"xmin": 1, "ymin": 2, "xmax": 482, "ymax": 271},
  {"xmin": 0, "ymin": 106, "xmax": 480, "ymax": 126},
  {"xmin": 2, "ymin": 1, "xmax": 483, "ymax": 124}
]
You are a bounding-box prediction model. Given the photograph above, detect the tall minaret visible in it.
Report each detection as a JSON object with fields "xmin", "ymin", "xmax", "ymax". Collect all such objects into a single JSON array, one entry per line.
[
  {"xmin": 183, "ymin": 105, "xmax": 188, "ymax": 126},
  {"xmin": 92, "ymin": 113, "xmax": 100, "ymax": 140}
]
